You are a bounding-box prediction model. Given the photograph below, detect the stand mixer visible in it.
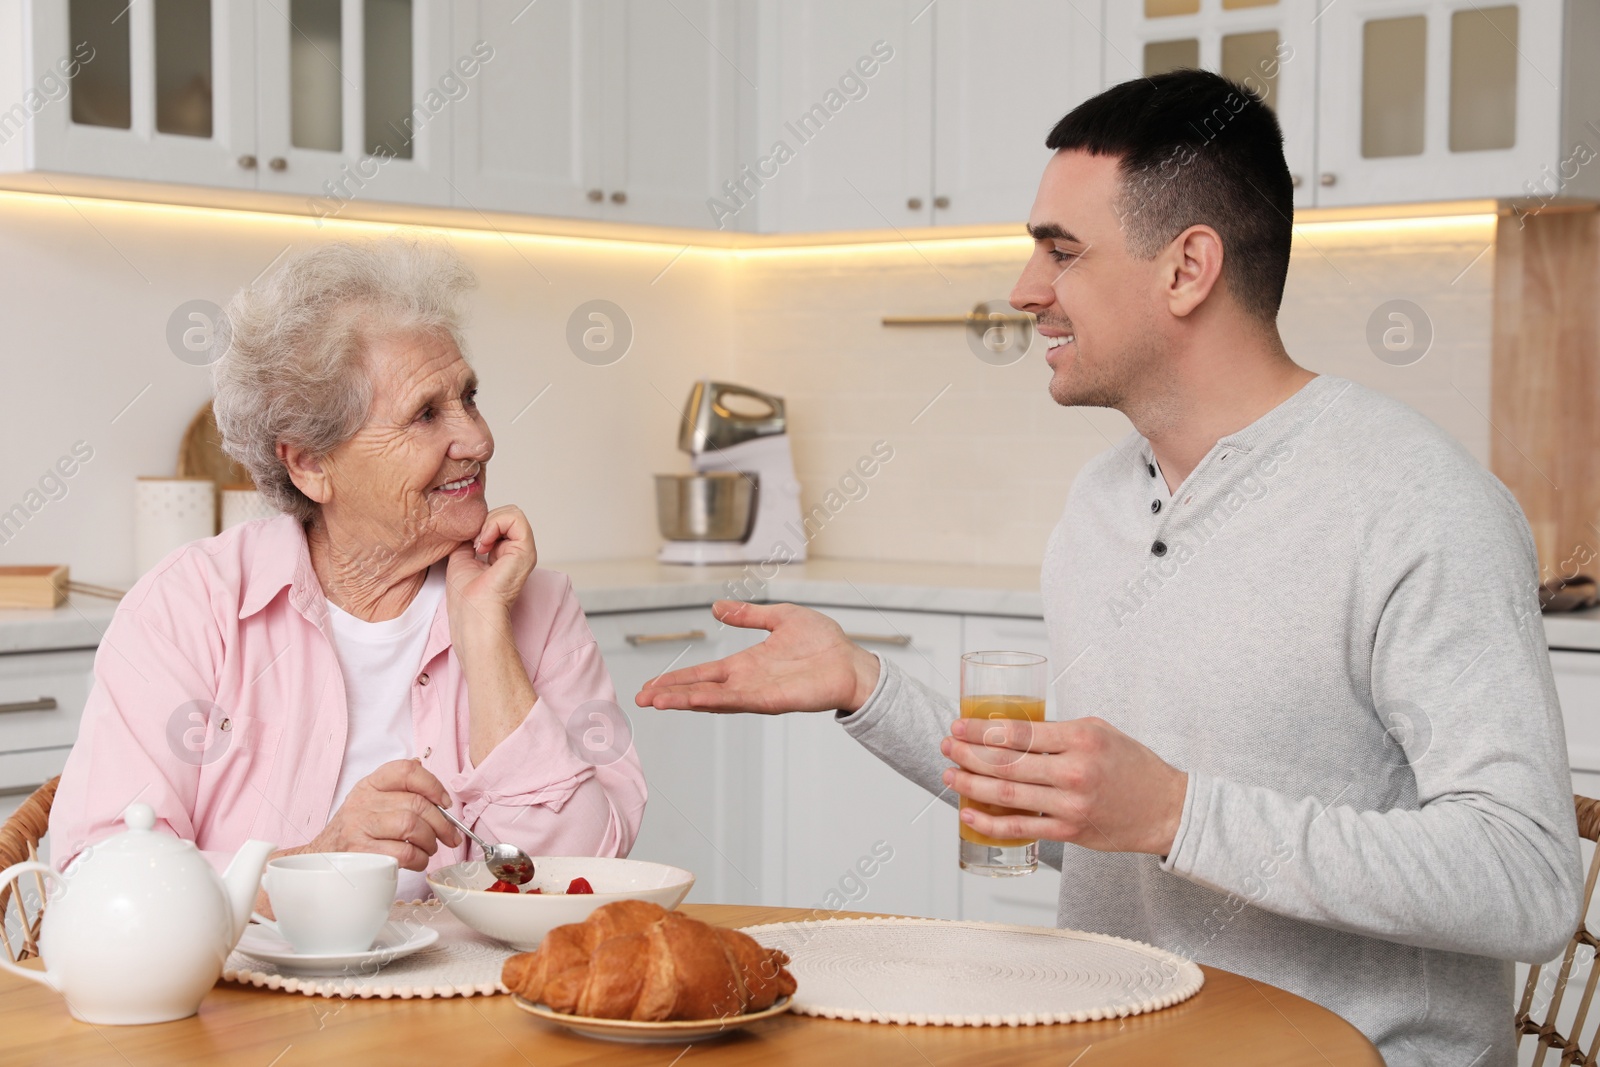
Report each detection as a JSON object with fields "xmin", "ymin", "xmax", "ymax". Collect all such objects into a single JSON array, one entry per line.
[{"xmin": 654, "ymin": 380, "xmax": 805, "ymax": 565}]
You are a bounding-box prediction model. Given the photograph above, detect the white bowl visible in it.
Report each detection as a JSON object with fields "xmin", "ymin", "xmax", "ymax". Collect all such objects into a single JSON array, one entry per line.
[{"xmin": 426, "ymin": 857, "xmax": 695, "ymax": 951}]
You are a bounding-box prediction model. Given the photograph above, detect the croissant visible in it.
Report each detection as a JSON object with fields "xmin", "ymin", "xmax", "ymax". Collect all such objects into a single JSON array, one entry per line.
[{"xmin": 502, "ymin": 901, "xmax": 797, "ymax": 1021}]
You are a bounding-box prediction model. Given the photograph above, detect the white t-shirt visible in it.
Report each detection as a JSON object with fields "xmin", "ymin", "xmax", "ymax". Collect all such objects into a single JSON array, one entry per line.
[{"xmin": 326, "ymin": 564, "xmax": 446, "ymax": 901}]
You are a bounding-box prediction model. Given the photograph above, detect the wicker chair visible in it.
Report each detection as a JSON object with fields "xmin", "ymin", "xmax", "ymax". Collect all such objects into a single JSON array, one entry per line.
[
  {"xmin": 0, "ymin": 776, "xmax": 58, "ymax": 963},
  {"xmin": 1518, "ymin": 795, "xmax": 1600, "ymax": 1066}
]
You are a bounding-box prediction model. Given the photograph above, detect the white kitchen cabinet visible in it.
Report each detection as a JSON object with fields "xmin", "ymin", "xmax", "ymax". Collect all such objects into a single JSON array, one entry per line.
[
  {"xmin": 1313, "ymin": 0, "xmax": 1586, "ymax": 205},
  {"xmin": 749, "ymin": 0, "xmax": 933, "ymax": 232},
  {"xmin": 773, "ymin": 605, "xmax": 963, "ymax": 919},
  {"xmin": 586, "ymin": 606, "xmax": 772, "ymax": 906},
  {"xmin": 3, "ymin": 0, "xmax": 455, "ymax": 204},
  {"xmin": 931, "ymin": 1, "xmax": 1105, "ymax": 226},
  {"xmin": 752, "ymin": 0, "xmax": 1106, "ymax": 232},
  {"xmin": 1102, "ymin": 0, "xmax": 1318, "ymax": 209},
  {"xmin": 7, "ymin": 0, "xmax": 258, "ymax": 187},
  {"xmin": 253, "ymin": 0, "xmax": 456, "ymax": 203},
  {"xmin": 1554, "ymin": 649, "xmax": 1600, "ymax": 773},
  {"xmin": 1105, "ymin": 0, "xmax": 1600, "ymax": 208},
  {"xmin": 450, "ymin": 0, "xmax": 745, "ymax": 227}
]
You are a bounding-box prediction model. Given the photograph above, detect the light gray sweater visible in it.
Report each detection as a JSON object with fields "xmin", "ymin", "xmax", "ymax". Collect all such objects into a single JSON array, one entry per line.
[{"xmin": 839, "ymin": 375, "xmax": 1582, "ymax": 1066}]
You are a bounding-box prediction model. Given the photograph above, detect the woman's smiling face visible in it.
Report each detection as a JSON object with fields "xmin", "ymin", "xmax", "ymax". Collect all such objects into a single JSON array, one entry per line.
[{"xmin": 317, "ymin": 329, "xmax": 493, "ymax": 563}]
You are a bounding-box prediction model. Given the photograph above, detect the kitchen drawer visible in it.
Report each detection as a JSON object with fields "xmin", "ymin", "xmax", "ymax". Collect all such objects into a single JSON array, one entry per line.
[
  {"xmin": 0, "ymin": 745, "xmax": 71, "ymax": 802},
  {"xmin": 0, "ymin": 650, "xmax": 95, "ymax": 753},
  {"xmin": 1553, "ymin": 651, "xmax": 1600, "ymax": 773}
]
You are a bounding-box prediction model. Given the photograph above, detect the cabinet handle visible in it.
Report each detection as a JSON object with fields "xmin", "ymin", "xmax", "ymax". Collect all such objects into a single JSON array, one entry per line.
[
  {"xmin": 1319, "ymin": 172, "xmax": 1337, "ymax": 187},
  {"xmin": 237, "ymin": 154, "xmax": 257, "ymax": 169},
  {"xmin": 587, "ymin": 188, "xmax": 604, "ymax": 202},
  {"xmin": 933, "ymin": 195, "xmax": 950, "ymax": 209},
  {"xmin": 0, "ymin": 697, "xmax": 57, "ymax": 715},
  {"xmin": 625, "ymin": 629, "xmax": 707, "ymax": 646},
  {"xmin": 610, "ymin": 191, "xmax": 627, "ymax": 205},
  {"xmin": 844, "ymin": 633, "xmax": 912, "ymax": 647},
  {"xmin": 907, "ymin": 196, "xmax": 923, "ymax": 210},
  {"xmin": 1290, "ymin": 173, "xmax": 1303, "ymax": 188},
  {"xmin": 268, "ymin": 157, "xmax": 288, "ymax": 172}
]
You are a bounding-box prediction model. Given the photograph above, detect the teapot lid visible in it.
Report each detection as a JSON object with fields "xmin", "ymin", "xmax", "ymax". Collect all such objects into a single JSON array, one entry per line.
[{"xmin": 90, "ymin": 803, "xmax": 196, "ymax": 858}]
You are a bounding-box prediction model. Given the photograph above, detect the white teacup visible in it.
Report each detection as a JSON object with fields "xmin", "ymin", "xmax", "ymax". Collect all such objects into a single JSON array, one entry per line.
[{"xmin": 259, "ymin": 853, "xmax": 397, "ymax": 955}]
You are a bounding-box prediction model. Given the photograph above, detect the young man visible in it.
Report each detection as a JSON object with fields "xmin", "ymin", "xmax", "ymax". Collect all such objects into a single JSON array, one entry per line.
[{"xmin": 637, "ymin": 70, "xmax": 1581, "ymax": 1065}]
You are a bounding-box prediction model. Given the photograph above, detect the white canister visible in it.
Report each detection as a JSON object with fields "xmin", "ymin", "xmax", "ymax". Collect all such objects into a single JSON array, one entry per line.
[
  {"xmin": 220, "ymin": 484, "xmax": 277, "ymax": 530},
  {"xmin": 135, "ymin": 477, "xmax": 215, "ymax": 575}
]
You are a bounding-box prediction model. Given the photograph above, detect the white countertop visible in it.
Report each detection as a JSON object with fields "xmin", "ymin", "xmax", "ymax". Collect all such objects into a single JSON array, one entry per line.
[{"xmin": 4, "ymin": 560, "xmax": 1598, "ymax": 655}]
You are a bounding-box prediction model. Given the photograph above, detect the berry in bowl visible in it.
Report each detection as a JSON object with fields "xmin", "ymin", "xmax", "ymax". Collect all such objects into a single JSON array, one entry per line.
[{"xmin": 427, "ymin": 857, "xmax": 695, "ymax": 951}]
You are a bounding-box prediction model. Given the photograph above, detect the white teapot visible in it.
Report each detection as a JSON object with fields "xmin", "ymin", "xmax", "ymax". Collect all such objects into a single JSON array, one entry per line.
[{"xmin": 0, "ymin": 802, "xmax": 274, "ymax": 1024}]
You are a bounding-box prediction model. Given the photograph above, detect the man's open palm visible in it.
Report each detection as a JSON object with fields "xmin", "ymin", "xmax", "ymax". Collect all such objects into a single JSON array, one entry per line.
[{"xmin": 634, "ymin": 601, "xmax": 880, "ymax": 715}]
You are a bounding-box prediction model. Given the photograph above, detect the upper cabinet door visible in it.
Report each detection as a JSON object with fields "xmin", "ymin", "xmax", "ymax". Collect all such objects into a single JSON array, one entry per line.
[
  {"xmin": 254, "ymin": 0, "xmax": 454, "ymax": 204},
  {"xmin": 750, "ymin": 0, "xmax": 933, "ymax": 233},
  {"xmin": 449, "ymin": 0, "xmax": 603, "ymax": 220},
  {"xmin": 597, "ymin": 0, "xmax": 746, "ymax": 230},
  {"xmin": 1103, "ymin": 0, "xmax": 1318, "ymax": 210},
  {"xmin": 1315, "ymin": 0, "xmax": 1562, "ymax": 206},
  {"xmin": 27, "ymin": 0, "xmax": 257, "ymax": 187},
  {"xmin": 931, "ymin": 0, "xmax": 1104, "ymax": 227}
]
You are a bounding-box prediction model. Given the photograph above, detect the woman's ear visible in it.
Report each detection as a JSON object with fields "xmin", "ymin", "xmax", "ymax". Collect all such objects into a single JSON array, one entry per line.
[
  {"xmin": 277, "ymin": 442, "xmax": 332, "ymax": 506},
  {"xmin": 1162, "ymin": 224, "xmax": 1225, "ymax": 319}
]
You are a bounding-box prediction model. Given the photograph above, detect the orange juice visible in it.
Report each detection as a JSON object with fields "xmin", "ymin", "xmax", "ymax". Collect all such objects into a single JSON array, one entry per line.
[{"xmin": 958, "ymin": 695, "xmax": 1046, "ymax": 848}]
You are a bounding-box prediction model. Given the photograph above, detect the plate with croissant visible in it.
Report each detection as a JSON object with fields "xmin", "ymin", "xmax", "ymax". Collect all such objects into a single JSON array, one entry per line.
[{"xmin": 502, "ymin": 900, "xmax": 798, "ymax": 1043}]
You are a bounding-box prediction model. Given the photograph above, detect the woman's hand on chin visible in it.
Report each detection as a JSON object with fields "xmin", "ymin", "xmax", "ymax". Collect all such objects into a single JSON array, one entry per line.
[
  {"xmin": 285, "ymin": 759, "xmax": 462, "ymax": 872},
  {"xmin": 446, "ymin": 504, "xmax": 538, "ymax": 636}
]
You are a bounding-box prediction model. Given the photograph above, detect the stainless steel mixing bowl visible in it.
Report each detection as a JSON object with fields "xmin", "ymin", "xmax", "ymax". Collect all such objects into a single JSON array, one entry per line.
[{"xmin": 655, "ymin": 472, "xmax": 759, "ymax": 542}]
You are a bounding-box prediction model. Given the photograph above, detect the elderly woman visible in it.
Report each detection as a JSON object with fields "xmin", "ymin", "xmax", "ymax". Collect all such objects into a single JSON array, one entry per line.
[{"xmin": 50, "ymin": 237, "xmax": 645, "ymax": 900}]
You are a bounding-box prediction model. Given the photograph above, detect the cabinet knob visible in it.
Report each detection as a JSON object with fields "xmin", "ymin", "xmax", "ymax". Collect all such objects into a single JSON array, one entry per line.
[
  {"xmin": 907, "ymin": 197, "xmax": 923, "ymax": 210},
  {"xmin": 933, "ymin": 195, "xmax": 950, "ymax": 209},
  {"xmin": 587, "ymin": 188, "xmax": 604, "ymax": 202},
  {"xmin": 610, "ymin": 190, "xmax": 627, "ymax": 205},
  {"xmin": 1319, "ymin": 172, "xmax": 1337, "ymax": 187},
  {"xmin": 236, "ymin": 154, "xmax": 257, "ymax": 169},
  {"xmin": 268, "ymin": 157, "xmax": 287, "ymax": 172},
  {"xmin": 1290, "ymin": 173, "xmax": 1302, "ymax": 188}
]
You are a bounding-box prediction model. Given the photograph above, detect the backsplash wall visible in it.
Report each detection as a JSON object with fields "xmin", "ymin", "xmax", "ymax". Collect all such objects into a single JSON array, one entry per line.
[
  {"xmin": 733, "ymin": 216, "xmax": 1498, "ymax": 567},
  {"xmin": 0, "ymin": 193, "xmax": 1495, "ymax": 582}
]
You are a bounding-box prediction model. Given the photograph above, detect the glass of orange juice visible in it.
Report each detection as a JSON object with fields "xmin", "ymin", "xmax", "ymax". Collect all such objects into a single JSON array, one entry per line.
[{"xmin": 958, "ymin": 650, "xmax": 1048, "ymax": 876}]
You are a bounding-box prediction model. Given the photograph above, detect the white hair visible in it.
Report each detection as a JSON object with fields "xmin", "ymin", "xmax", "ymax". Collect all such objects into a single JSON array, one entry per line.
[{"xmin": 212, "ymin": 235, "xmax": 477, "ymax": 524}]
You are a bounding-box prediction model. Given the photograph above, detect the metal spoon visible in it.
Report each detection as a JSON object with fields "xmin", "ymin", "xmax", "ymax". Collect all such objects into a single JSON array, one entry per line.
[{"xmin": 435, "ymin": 804, "xmax": 536, "ymax": 885}]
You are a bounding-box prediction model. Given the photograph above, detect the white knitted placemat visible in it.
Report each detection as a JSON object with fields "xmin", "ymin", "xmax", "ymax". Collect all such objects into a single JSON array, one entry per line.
[
  {"xmin": 222, "ymin": 901, "xmax": 515, "ymax": 999},
  {"xmin": 740, "ymin": 917, "xmax": 1203, "ymax": 1027}
]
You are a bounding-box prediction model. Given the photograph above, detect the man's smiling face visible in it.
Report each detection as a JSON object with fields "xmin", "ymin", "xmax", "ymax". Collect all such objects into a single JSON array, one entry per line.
[{"xmin": 1009, "ymin": 149, "xmax": 1168, "ymax": 410}]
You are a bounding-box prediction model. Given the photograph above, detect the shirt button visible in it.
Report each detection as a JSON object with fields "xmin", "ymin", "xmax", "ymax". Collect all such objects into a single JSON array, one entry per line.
[
  {"xmin": 1151, "ymin": 500, "xmax": 1161, "ymax": 514},
  {"xmin": 418, "ymin": 672, "xmax": 429, "ymax": 685},
  {"xmin": 1147, "ymin": 463, "xmax": 1157, "ymax": 478},
  {"xmin": 1152, "ymin": 540, "xmax": 1168, "ymax": 557},
  {"xmin": 423, "ymin": 747, "xmax": 432, "ymax": 759}
]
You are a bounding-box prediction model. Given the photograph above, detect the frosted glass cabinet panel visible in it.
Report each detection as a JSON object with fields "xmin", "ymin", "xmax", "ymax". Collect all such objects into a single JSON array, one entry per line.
[
  {"xmin": 1448, "ymin": 5, "xmax": 1519, "ymax": 153},
  {"xmin": 153, "ymin": 0, "xmax": 215, "ymax": 138},
  {"xmin": 1360, "ymin": 15, "xmax": 1427, "ymax": 159},
  {"xmin": 68, "ymin": 0, "xmax": 131, "ymax": 130}
]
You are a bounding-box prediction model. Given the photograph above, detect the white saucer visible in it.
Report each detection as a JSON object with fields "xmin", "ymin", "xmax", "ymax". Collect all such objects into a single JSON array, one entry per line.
[{"xmin": 235, "ymin": 921, "xmax": 440, "ymax": 976}]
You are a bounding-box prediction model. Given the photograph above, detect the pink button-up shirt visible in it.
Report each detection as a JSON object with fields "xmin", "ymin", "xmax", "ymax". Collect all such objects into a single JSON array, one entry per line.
[{"xmin": 49, "ymin": 514, "xmax": 646, "ymax": 880}]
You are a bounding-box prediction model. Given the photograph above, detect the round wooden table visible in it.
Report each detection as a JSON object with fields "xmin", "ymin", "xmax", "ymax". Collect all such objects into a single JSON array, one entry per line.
[{"xmin": 0, "ymin": 904, "xmax": 1381, "ymax": 1065}]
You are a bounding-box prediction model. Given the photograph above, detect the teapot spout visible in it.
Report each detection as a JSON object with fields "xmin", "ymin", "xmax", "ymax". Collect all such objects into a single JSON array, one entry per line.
[{"xmin": 221, "ymin": 839, "xmax": 276, "ymax": 944}]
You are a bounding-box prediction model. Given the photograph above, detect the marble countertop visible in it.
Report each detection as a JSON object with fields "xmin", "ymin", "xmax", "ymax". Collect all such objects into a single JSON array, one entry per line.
[{"xmin": 4, "ymin": 559, "xmax": 1599, "ymax": 655}]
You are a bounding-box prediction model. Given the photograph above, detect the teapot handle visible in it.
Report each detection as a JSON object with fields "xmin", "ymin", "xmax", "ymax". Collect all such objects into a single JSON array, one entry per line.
[{"xmin": 0, "ymin": 861, "xmax": 62, "ymax": 991}]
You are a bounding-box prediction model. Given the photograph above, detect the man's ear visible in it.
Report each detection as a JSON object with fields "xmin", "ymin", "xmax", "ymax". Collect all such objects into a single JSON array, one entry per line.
[
  {"xmin": 1161, "ymin": 224, "xmax": 1225, "ymax": 319},
  {"xmin": 278, "ymin": 442, "xmax": 332, "ymax": 506}
]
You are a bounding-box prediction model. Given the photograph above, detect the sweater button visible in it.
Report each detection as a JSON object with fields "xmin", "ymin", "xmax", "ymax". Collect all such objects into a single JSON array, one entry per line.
[
  {"xmin": 1147, "ymin": 462, "xmax": 1156, "ymax": 477},
  {"xmin": 418, "ymin": 672, "xmax": 429, "ymax": 685},
  {"xmin": 1152, "ymin": 540, "xmax": 1168, "ymax": 557},
  {"xmin": 423, "ymin": 747, "xmax": 432, "ymax": 759},
  {"xmin": 1151, "ymin": 500, "xmax": 1161, "ymax": 514}
]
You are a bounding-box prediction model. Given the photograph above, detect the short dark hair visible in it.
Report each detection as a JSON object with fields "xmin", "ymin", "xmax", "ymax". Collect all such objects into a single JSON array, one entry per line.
[{"xmin": 1045, "ymin": 69, "xmax": 1293, "ymax": 321}]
